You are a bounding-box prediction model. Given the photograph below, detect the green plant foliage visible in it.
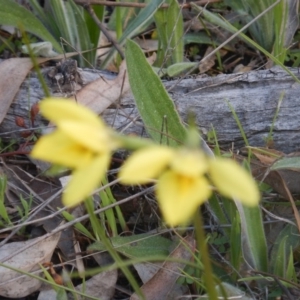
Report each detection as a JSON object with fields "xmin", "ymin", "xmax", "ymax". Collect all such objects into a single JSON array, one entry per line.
[
  {"xmin": 224, "ymin": 0, "xmax": 276, "ymax": 52},
  {"xmin": 273, "ymin": 235, "xmax": 289, "ymax": 278},
  {"xmin": 224, "ymin": 0, "xmax": 298, "ymax": 58},
  {"xmin": 230, "ymin": 212, "xmax": 241, "ymax": 280},
  {"xmin": 270, "ymin": 156, "xmax": 300, "ymax": 171},
  {"xmin": 235, "ymin": 202, "xmax": 268, "ymax": 272},
  {"xmin": 154, "ymin": 0, "xmax": 184, "ymax": 67},
  {"xmin": 166, "ymin": 62, "xmax": 197, "ymax": 77},
  {"xmin": 84, "ymin": 5, "xmax": 104, "ymax": 54},
  {"xmin": 101, "ymin": 0, "xmax": 165, "ymax": 68},
  {"xmin": 0, "ymin": 175, "xmax": 11, "ymax": 226},
  {"xmin": 270, "ymin": 224, "xmax": 300, "ymax": 277},
  {"xmin": 0, "ymin": 0, "xmax": 61, "ymax": 52},
  {"xmin": 88, "ymin": 233, "xmax": 173, "ymax": 258},
  {"xmin": 28, "ymin": 0, "xmax": 96, "ymax": 66},
  {"xmin": 191, "ymin": 3, "xmax": 300, "ymax": 83},
  {"xmin": 125, "ymin": 39, "xmax": 187, "ymax": 146}
]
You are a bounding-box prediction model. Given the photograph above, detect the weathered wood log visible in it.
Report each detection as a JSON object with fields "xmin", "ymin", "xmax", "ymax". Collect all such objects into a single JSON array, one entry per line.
[{"xmin": 2, "ymin": 65, "xmax": 300, "ymax": 154}]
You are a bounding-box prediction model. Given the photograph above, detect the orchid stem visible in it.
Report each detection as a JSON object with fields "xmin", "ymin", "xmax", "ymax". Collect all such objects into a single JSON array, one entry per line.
[{"xmin": 194, "ymin": 211, "xmax": 218, "ymax": 300}]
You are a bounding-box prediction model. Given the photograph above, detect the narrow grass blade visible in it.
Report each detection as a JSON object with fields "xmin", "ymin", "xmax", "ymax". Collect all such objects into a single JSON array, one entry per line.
[
  {"xmin": 50, "ymin": 0, "xmax": 93, "ymax": 66},
  {"xmin": 270, "ymin": 223, "xmax": 300, "ymax": 275},
  {"xmin": 230, "ymin": 211, "xmax": 241, "ymax": 280},
  {"xmin": 272, "ymin": 235, "xmax": 288, "ymax": 278},
  {"xmin": 191, "ymin": 3, "xmax": 300, "ymax": 84},
  {"xmin": 154, "ymin": 8, "xmax": 169, "ymax": 66},
  {"xmin": 166, "ymin": 0, "xmax": 184, "ymax": 64},
  {"xmin": 125, "ymin": 39, "xmax": 187, "ymax": 146}
]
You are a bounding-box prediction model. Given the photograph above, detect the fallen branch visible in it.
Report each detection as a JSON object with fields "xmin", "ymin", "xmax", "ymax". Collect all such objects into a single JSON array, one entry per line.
[{"xmin": 2, "ymin": 66, "xmax": 300, "ymax": 154}]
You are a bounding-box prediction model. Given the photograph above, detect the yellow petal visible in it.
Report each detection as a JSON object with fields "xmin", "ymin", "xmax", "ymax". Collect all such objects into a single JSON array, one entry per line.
[
  {"xmin": 59, "ymin": 121, "xmax": 111, "ymax": 153},
  {"xmin": 170, "ymin": 149, "xmax": 208, "ymax": 176},
  {"xmin": 63, "ymin": 153, "xmax": 110, "ymax": 207},
  {"xmin": 119, "ymin": 146, "xmax": 175, "ymax": 184},
  {"xmin": 40, "ymin": 99, "xmax": 104, "ymax": 128},
  {"xmin": 157, "ymin": 171, "xmax": 211, "ymax": 226},
  {"xmin": 209, "ymin": 158, "xmax": 260, "ymax": 206},
  {"xmin": 31, "ymin": 131, "xmax": 94, "ymax": 169}
]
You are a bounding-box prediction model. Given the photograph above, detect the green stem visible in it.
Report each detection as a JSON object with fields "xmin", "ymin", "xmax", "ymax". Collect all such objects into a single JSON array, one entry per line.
[
  {"xmin": 194, "ymin": 212, "xmax": 218, "ymax": 300},
  {"xmin": 85, "ymin": 198, "xmax": 144, "ymax": 299}
]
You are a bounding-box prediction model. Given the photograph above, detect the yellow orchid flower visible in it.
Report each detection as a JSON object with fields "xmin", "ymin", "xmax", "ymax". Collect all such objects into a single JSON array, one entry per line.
[
  {"xmin": 119, "ymin": 146, "xmax": 260, "ymax": 226},
  {"xmin": 31, "ymin": 99, "xmax": 119, "ymax": 207}
]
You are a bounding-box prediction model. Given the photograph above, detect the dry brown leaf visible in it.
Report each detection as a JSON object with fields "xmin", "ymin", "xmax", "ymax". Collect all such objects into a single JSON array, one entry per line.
[
  {"xmin": 75, "ymin": 269, "xmax": 118, "ymax": 300},
  {"xmin": 38, "ymin": 269, "xmax": 117, "ymax": 300},
  {"xmin": 73, "ymin": 54, "xmax": 156, "ymax": 115},
  {"xmin": 199, "ymin": 46, "xmax": 227, "ymax": 74},
  {"xmin": 0, "ymin": 55, "xmax": 71, "ymax": 126},
  {"xmin": 251, "ymin": 147, "xmax": 284, "ymax": 165},
  {"xmin": 0, "ymin": 232, "xmax": 61, "ymax": 298},
  {"xmin": 134, "ymin": 262, "xmax": 163, "ymax": 284},
  {"xmin": 0, "ymin": 58, "xmax": 35, "ymax": 124},
  {"xmin": 131, "ymin": 235, "xmax": 195, "ymax": 300}
]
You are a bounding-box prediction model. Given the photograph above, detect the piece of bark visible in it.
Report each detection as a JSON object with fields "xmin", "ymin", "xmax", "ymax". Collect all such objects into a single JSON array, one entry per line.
[{"xmin": 2, "ymin": 66, "xmax": 300, "ymax": 154}]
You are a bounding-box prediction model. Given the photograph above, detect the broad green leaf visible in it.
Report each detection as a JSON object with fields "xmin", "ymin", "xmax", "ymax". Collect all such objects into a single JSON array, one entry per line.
[
  {"xmin": 0, "ymin": 0, "xmax": 61, "ymax": 52},
  {"xmin": 167, "ymin": 62, "xmax": 197, "ymax": 77},
  {"xmin": 88, "ymin": 233, "xmax": 172, "ymax": 258},
  {"xmin": 270, "ymin": 156, "xmax": 300, "ymax": 171},
  {"xmin": 235, "ymin": 202, "xmax": 268, "ymax": 272},
  {"xmin": 184, "ymin": 32, "xmax": 217, "ymax": 45},
  {"xmin": 125, "ymin": 39, "xmax": 187, "ymax": 146},
  {"xmin": 101, "ymin": 0, "xmax": 165, "ymax": 68}
]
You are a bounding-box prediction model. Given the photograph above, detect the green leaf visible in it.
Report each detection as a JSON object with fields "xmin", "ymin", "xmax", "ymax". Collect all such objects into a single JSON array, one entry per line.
[
  {"xmin": 167, "ymin": 62, "xmax": 197, "ymax": 77},
  {"xmin": 166, "ymin": 0, "xmax": 184, "ymax": 64},
  {"xmin": 270, "ymin": 156, "xmax": 300, "ymax": 171},
  {"xmin": 0, "ymin": 0, "xmax": 61, "ymax": 52},
  {"xmin": 272, "ymin": 235, "xmax": 288, "ymax": 278},
  {"xmin": 229, "ymin": 212, "xmax": 241, "ymax": 280},
  {"xmin": 84, "ymin": 5, "xmax": 104, "ymax": 62},
  {"xmin": 88, "ymin": 233, "xmax": 172, "ymax": 258},
  {"xmin": 154, "ymin": 0, "xmax": 183, "ymax": 66},
  {"xmin": 270, "ymin": 223, "xmax": 300, "ymax": 275},
  {"xmin": 62, "ymin": 211, "xmax": 94, "ymax": 240},
  {"xmin": 49, "ymin": 0, "xmax": 93, "ymax": 66},
  {"xmin": 153, "ymin": 7, "xmax": 169, "ymax": 66},
  {"xmin": 235, "ymin": 202, "xmax": 268, "ymax": 272},
  {"xmin": 125, "ymin": 39, "xmax": 187, "ymax": 146}
]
